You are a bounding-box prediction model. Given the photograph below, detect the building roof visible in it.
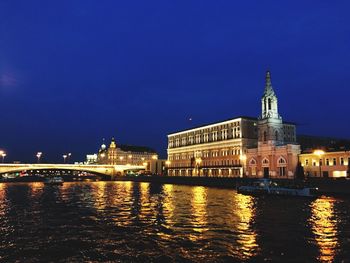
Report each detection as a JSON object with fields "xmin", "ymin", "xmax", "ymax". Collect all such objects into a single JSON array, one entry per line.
[
  {"xmin": 298, "ymin": 135, "xmax": 350, "ymax": 153},
  {"xmin": 168, "ymin": 116, "xmax": 258, "ymax": 136},
  {"xmin": 119, "ymin": 144, "xmax": 157, "ymax": 154}
]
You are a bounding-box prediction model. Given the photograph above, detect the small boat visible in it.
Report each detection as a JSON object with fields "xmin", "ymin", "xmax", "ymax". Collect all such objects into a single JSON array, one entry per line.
[
  {"xmin": 237, "ymin": 179, "xmax": 318, "ymax": 197},
  {"xmin": 44, "ymin": 176, "xmax": 64, "ymax": 185}
]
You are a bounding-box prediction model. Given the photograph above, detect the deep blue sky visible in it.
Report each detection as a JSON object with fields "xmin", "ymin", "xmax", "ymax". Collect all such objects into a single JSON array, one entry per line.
[{"xmin": 1, "ymin": 1, "xmax": 349, "ymax": 163}]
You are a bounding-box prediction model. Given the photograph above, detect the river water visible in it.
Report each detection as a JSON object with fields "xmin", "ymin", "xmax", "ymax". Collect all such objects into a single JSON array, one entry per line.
[{"xmin": 0, "ymin": 182, "xmax": 349, "ymax": 262}]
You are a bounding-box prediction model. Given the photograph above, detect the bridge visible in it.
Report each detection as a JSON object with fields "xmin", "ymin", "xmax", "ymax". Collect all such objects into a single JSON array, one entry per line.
[{"xmin": 0, "ymin": 163, "xmax": 145, "ymax": 177}]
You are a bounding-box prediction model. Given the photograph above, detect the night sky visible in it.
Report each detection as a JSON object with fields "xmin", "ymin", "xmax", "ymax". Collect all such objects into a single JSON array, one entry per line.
[{"xmin": 1, "ymin": 1, "xmax": 349, "ymax": 163}]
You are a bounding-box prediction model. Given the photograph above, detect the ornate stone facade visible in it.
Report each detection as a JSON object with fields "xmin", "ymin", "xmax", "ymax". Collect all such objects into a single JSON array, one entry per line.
[{"xmin": 246, "ymin": 71, "xmax": 300, "ymax": 178}]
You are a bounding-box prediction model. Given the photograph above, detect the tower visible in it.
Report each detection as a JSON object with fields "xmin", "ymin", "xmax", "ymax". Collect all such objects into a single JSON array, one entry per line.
[
  {"xmin": 108, "ymin": 137, "xmax": 117, "ymax": 165},
  {"xmin": 258, "ymin": 71, "xmax": 284, "ymax": 146}
]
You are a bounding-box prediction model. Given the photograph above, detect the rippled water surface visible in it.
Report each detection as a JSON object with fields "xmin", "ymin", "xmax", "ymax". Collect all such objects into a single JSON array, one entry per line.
[{"xmin": 0, "ymin": 182, "xmax": 349, "ymax": 262}]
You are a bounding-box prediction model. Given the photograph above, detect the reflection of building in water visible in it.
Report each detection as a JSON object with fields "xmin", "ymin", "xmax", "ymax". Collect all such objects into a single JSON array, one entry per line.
[
  {"xmin": 29, "ymin": 182, "xmax": 43, "ymax": 198},
  {"xmin": 310, "ymin": 197, "xmax": 338, "ymax": 262},
  {"xmin": 190, "ymin": 186, "xmax": 208, "ymax": 241},
  {"xmin": 233, "ymin": 194, "xmax": 258, "ymax": 259},
  {"xmin": 162, "ymin": 184, "xmax": 175, "ymax": 224}
]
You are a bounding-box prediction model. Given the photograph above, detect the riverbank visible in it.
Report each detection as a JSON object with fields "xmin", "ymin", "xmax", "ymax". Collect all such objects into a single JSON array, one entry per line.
[{"xmin": 114, "ymin": 175, "xmax": 350, "ymax": 197}]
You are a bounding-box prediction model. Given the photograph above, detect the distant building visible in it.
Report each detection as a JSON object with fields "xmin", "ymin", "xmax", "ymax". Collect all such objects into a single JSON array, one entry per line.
[
  {"xmin": 85, "ymin": 154, "xmax": 98, "ymax": 164},
  {"xmin": 299, "ymin": 151, "xmax": 350, "ymax": 178},
  {"xmin": 97, "ymin": 138, "xmax": 158, "ymax": 165},
  {"xmin": 246, "ymin": 71, "xmax": 300, "ymax": 178}
]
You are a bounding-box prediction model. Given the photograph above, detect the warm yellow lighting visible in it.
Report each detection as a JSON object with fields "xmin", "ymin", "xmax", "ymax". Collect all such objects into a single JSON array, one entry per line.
[
  {"xmin": 310, "ymin": 197, "xmax": 338, "ymax": 262},
  {"xmin": 128, "ymin": 155, "xmax": 132, "ymax": 159},
  {"xmin": 119, "ymin": 156, "xmax": 124, "ymax": 160},
  {"xmin": 239, "ymin": 154, "xmax": 247, "ymax": 161},
  {"xmin": 314, "ymin": 150, "xmax": 325, "ymax": 156},
  {"xmin": 152, "ymin": 155, "xmax": 158, "ymax": 160},
  {"xmin": 195, "ymin": 158, "xmax": 202, "ymax": 165},
  {"xmin": 333, "ymin": 171, "xmax": 346, "ymax": 178},
  {"xmin": 165, "ymin": 160, "xmax": 171, "ymax": 166},
  {"xmin": 142, "ymin": 162, "xmax": 148, "ymax": 166}
]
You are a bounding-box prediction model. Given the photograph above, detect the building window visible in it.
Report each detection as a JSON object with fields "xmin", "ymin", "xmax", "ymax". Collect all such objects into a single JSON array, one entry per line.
[
  {"xmin": 221, "ymin": 129, "xmax": 228, "ymax": 140},
  {"xmin": 333, "ymin": 158, "xmax": 337, "ymax": 166},
  {"xmin": 203, "ymin": 133, "xmax": 209, "ymax": 143},
  {"xmin": 268, "ymin": 98, "xmax": 272, "ymax": 110},
  {"xmin": 326, "ymin": 159, "xmax": 329, "ymax": 166},
  {"xmin": 305, "ymin": 159, "xmax": 309, "ymax": 166},
  {"xmin": 279, "ymin": 167, "xmax": 286, "ymax": 176},
  {"xmin": 212, "ymin": 131, "xmax": 218, "ymax": 141},
  {"xmin": 195, "ymin": 134, "xmax": 201, "ymax": 144},
  {"xmin": 340, "ymin": 157, "xmax": 344, "ymax": 165},
  {"xmin": 263, "ymin": 131, "xmax": 267, "ymax": 142},
  {"xmin": 319, "ymin": 159, "xmax": 323, "ymax": 166},
  {"xmin": 189, "ymin": 136, "xmax": 193, "ymax": 144}
]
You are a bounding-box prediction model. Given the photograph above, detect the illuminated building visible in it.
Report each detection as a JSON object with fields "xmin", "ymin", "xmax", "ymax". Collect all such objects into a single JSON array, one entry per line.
[
  {"xmin": 299, "ymin": 150, "xmax": 350, "ymax": 178},
  {"xmin": 97, "ymin": 138, "xmax": 158, "ymax": 165},
  {"xmin": 246, "ymin": 71, "xmax": 300, "ymax": 178},
  {"xmin": 167, "ymin": 71, "xmax": 301, "ymax": 178},
  {"xmin": 167, "ymin": 117, "xmax": 258, "ymax": 177}
]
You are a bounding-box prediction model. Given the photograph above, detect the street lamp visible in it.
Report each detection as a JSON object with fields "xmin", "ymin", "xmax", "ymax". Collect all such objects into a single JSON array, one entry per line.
[
  {"xmin": 239, "ymin": 154, "xmax": 247, "ymax": 177},
  {"xmin": 63, "ymin": 154, "xmax": 68, "ymax": 163},
  {"xmin": 314, "ymin": 150, "xmax": 325, "ymax": 177},
  {"xmin": 195, "ymin": 158, "xmax": 202, "ymax": 176},
  {"xmin": 1, "ymin": 152, "xmax": 6, "ymax": 163},
  {"xmin": 165, "ymin": 160, "xmax": 171, "ymax": 176},
  {"xmin": 68, "ymin": 153, "xmax": 72, "ymax": 163},
  {"xmin": 36, "ymin": 152, "xmax": 42, "ymax": 163}
]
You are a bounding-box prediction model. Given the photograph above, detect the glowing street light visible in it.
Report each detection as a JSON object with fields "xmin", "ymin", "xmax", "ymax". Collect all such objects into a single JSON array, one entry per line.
[
  {"xmin": 239, "ymin": 154, "xmax": 247, "ymax": 177},
  {"xmin": 36, "ymin": 152, "xmax": 43, "ymax": 163},
  {"xmin": 67, "ymin": 153, "xmax": 72, "ymax": 163},
  {"xmin": 195, "ymin": 158, "xmax": 202, "ymax": 176},
  {"xmin": 1, "ymin": 152, "xmax": 6, "ymax": 163},
  {"xmin": 63, "ymin": 154, "xmax": 68, "ymax": 163},
  {"xmin": 314, "ymin": 150, "xmax": 325, "ymax": 177}
]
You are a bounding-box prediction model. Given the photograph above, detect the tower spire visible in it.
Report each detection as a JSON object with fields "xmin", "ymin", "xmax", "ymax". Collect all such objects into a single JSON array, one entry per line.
[{"xmin": 264, "ymin": 70, "xmax": 275, "ymax": 95}]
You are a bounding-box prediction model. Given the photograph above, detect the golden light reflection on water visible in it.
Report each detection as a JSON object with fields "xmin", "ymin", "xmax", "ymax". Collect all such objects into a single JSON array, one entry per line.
[
  {"xmin": 92, "ymin": 181, "xmax": 108, "ymax": 211},
  {"xmin": 190, "ymin": 186, "xmax": 208, "ymax": 240},
  {"xmin": 233, "ymin": 193, "xmax": 258, "ymax": 259},
  {"xmin": 0, "ymin": 183, "xmax": 5, "ymax": 200},
  {"xmin": 310, "ymin": 197, "xmax": 338, "ymax": 263},
  {"xmin": 162, "ymin": 184, "xmax": 174, "ymax": 223},
  {"xmin": 28, "ymin": 182, "xmax": 43, "ymax": 198}
]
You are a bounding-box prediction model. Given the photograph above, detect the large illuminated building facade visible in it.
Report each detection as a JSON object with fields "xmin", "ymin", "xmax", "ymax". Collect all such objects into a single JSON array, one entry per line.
[
  {"xmin": 96, "ymin": 138, "xmax": 158, "ymax": 165},
  {"xmin": 246, "ymin": 71, "xmax": 300, "ymax": 178},
  {"xmin": 167, "ymin": 117, "xmax": 258, "ymax": 177},
  {"xmin": 167, "ymin": 71, "xmax": 301, "ymax": 178}
]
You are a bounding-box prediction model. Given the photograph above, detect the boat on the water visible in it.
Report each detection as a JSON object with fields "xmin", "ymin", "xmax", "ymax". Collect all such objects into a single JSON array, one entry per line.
[
  {"xmin": 44, "ymin": 176, "xmax": 64, "ymax": 185},
  {"xmin": 237, "ymin": 179, "xmax": 318, "ymax": 197}
]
